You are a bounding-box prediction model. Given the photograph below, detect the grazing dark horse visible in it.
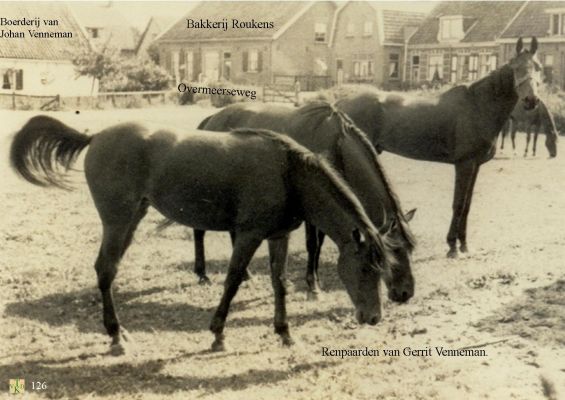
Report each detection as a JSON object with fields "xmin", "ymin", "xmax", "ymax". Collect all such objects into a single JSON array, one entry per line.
[
  {"xmin": 10, "ymin": 115, "xmax": 398, "ymax": 354},
  {"xmin": 196, "ymin": 102, "xmax": 416, "ymax": 301},
  {"xmin": 335, "ymin": 37, "xmax": 541, "ymax": 258},
  {"xmin": 499, "ymin": 99, "xmax": 558, "ymax": 157}
]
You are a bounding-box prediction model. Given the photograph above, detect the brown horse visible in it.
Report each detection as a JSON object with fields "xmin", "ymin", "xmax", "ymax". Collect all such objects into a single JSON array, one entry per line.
[
  {"xmin": 335, "ymin": 37, "xmax": 541, "ymax": 258},
  {"xmin": 196, "ymin": 102, "xmax": 416, "ymax": 301},
  {"xmin": 499, "ymin": 99, "xmax": 558, "ymax": 157},
  {"xmin": 10, "ymin": 116, "xmax": 398, "ymax": 354}
]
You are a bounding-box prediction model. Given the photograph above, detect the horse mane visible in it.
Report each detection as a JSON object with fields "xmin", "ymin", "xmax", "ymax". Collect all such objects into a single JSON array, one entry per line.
[
  {"xmin": 332, "ymin": 106, "xmax": 416, "ymax": 250},
  {"xmin": 231, "ymin": 127, "xmax": 397, "ymax": 270}
]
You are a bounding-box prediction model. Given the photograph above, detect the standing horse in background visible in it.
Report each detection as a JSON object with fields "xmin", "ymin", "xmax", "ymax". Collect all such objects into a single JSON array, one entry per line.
[
  {"xmin": 196, "ymin": 102, "xmax": 416, "ymax": 301},
  {"xmin": 10, "ymin": 116, "xmax": 398, "ymax": 354},
  {"xmin": 336, "ymin": 37, "xmax": 541, "ymax": 258},
  {"xmin": 499, "ymin": 99, "xmax": 558, "ymax": 157}
]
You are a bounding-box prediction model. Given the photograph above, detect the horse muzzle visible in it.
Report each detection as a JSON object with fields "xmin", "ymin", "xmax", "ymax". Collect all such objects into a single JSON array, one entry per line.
[{"xmin": 523, "ymin": 97, "xmax": 538, "ymax": 110}]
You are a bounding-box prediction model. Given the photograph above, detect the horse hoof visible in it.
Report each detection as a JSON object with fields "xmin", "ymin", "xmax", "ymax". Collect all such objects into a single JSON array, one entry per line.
[
  {"xmin": 306, "ymin": 290, "xmax": 322, "ymax": 301},
  {"xmin": 446, "ymin": 249, "xmax": 458, "ymax": 259},
  {"xmin": 211, "ymin": 339, "xmax": 227, "ymax": 352},
  {"xmin": 108, "ymin": 342, "xmax": 128, "ymax": 357},
  {"xmin": 198, "ymin": 276, "xmax": 212, "ymax": 285},
  {"xmin": 281, "ymin": 335, "xmax": 295, "ymax": 347},
  {"xmin": 460, "ymin": 244, "xmax": 469, "ymax": 253}
]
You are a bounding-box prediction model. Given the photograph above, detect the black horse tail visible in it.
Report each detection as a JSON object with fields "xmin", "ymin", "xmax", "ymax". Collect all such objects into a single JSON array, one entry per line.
[
  {"xmin": 197, "ymin": 115, "xmax": 212, "ymax": 130},
  {"xmin": 10, "ymin": 115, "xmax": 92, "ymax": 190}
]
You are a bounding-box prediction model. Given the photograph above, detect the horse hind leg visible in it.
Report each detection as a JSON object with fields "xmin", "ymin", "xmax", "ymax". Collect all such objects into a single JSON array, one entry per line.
[
  {"xmin": 230, "ymin": 231, "xmax": 252, "ymax": 282},
  {"xmin": 94, "ymin": 199, "xmax": 148, "ymax": 356},
  {"xmin": 193, "ymin": 229, "xmax": 211, "ymax": 285}
]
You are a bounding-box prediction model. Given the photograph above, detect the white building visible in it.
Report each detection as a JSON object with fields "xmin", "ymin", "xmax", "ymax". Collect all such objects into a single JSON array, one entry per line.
[{"xmin": 0, "ymin": 3, "xmax": 95, "ymax": 97}]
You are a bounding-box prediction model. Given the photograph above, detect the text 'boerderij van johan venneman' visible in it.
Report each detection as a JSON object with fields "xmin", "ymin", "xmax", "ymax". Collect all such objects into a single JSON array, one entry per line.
[
  {"xmin": 187, "ymin": 18, "xmax": 274, "ymax": 32},
  {"xmin": 0, "ymin": 17, "xmax": 73, "ymax": 38}
]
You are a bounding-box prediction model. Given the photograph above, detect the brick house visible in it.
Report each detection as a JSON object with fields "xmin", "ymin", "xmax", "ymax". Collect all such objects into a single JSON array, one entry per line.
[
  {"xmin": 407, "ymin": 1, "xmax": 527, "ymax": 87},
  {"xmin": 155, "ymin": 1, "xmax": 336, "ymax": 87},
  {"xmin": 330, "ymin": 2, "xmax": 424, "ymax": 89},
  {"xmin": 498, "ymin": 1, "xmax": 565, "ymax": 89}
]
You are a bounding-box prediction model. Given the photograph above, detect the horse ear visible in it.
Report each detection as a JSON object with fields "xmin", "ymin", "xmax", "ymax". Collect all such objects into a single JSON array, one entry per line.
[
  {"xmin": 530, "ymin": 37, "xmax": 538, "ymax": 54},
  {"xmin": 516, "ymin": 37, "xmax": 523, "ymax": 55},
  {"xmin": 404, "ymin": 208, "xmax": 417, "ymax": 222}
]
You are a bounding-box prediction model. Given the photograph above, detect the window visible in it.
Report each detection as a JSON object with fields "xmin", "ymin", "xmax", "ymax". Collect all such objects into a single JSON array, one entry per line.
[
  {"xmin": 489, "ymin": 55, "xmax": 497, "ymax": 71},
  {"xmin": 243, "ymin": 49, "xmax": 262, "ymax": 73},
  {"xmin": 204, "ymin": 51, "xmax": 220, "ymax": 80},
  {"xmin": 544, "ymin": 54, "xmax": 554, "ymax": 83},
  {"xmin": 314, "ymin": 23, "xmax": 326, "ymax": 42},
  {"xmin": 450, "ymin": 55, "xmax": 458, "ymax": 82},
  {"xmin": 346, "ymin": 22, "xmax": 355, "ymax": 37},
  {"xmin": 185, "ymin": 51, "xmax": 193, "ymax": 81},
  {"xmin": 389, "ymin": 53, "xmax": 399, "ymax": 79},
  {"xmin": 549, "ymin": 13, "xmax": 565, "ymax": 35},
  {"xmin": 469, "ymin": 54, "xmax": 479, "ymax": 81},
  {"xmin": 223, "ymin": 52, "xmax": 231, "ymax": 81},
  {"xmin": 353, "ymin": 60, "xmax": 373, "ymax": 78},
  {"xmin": 1, "ymin": 69, "xmax": 23, "ymax": 91},
  {"xmin": 428, "ymin": 54, "xmax": 443, "ymax": 80},
  {"xmin": 87, "ymin": 27, "xmax": 99, "ymax": 39},
  {"xmin": 439, "ymin": 16, "xmax": 464, "ymax": 41},
  {"xmin": 363, "ymin": 21, "xmax": 373, "ymax": 36},
  {"xmin": 172, "ymin": 51, "xmax": 180, "ymax": 81},
  {"xmin": 411, "ymin": 55, "xmax": 420, "ymax": 82}
]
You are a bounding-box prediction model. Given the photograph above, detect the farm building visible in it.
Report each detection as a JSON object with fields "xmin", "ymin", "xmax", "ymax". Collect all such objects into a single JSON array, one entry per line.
[
  {"xmin": 0, "ymin": 3, "xmax": 94, "ymax": 97},
  {"xmin": 330, "ymin": 2, "xmax": 424, "ymax": 89}
]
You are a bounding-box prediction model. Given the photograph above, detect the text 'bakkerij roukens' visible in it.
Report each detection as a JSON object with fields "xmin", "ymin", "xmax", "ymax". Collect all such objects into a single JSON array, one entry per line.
[{"xmin": 187, "ymin": 18, "xmax": 274, "ymax": 32}]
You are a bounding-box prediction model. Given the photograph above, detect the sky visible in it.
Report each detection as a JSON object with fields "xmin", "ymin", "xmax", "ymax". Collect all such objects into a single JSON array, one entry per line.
[{"xmin": 82, "ymin": 0, "xmax": 439, "ymax": 31}]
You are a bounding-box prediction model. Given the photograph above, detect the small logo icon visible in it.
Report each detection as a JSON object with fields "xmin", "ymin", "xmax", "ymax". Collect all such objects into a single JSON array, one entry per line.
[{"xmin": 9, "ymin": 379, "xmax": 25, "ymax": 394}]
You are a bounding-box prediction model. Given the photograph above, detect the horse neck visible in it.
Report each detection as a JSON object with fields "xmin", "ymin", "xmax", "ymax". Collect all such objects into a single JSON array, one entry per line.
[
  {"xmin": 288, "ymin": 154, "xmax": 373, "ymax": 248},
  {"xmin": 470, "ymin": 66, "xmax": 519, "ymax": 136}
]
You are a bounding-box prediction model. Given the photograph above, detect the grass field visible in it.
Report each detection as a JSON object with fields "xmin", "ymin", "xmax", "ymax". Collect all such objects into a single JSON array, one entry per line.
[{"xmin": 1, "ymin": 106, "xmax": 563, "ymax": 399}]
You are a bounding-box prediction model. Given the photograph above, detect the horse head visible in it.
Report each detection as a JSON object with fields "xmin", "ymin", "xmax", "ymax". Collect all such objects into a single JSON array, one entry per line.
[
  {"xmin": 509, "ymin": 37, "xmax": 542, "ymax": 110},
  {"xmin": 337, "ymin": 227, "xmax": 396, "ymax": 326}
]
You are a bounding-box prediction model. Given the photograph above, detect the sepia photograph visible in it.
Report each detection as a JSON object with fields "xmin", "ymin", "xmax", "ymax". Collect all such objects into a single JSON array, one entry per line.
[{"xmin": 0, "ymin": 0, "xmax": 563, "ymax": 398}]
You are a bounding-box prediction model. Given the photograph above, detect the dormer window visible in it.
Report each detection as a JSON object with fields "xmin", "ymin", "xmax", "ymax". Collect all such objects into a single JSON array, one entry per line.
[
  {"xmin": 346, "ymin": 22, "xmax": 355, "ymax": 37},
  {"xmin": 549, "ymin": 13, "xmax": 565, "ymax": 35},
  {"xmin": 314, "ymin": 23, "xmax": 327, "ymax": 42},
  {"xmin": 363, "ymin": 21, "xmax": 373, "ymax": 37},
  {"xmin": 439, "ymin": 15, "xmax": 464, "ymax": 41}
]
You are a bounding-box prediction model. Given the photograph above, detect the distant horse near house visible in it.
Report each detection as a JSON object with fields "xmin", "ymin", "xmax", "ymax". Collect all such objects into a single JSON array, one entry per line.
[
  {"xmin": 499, "ymin": 99, "xmax": 558, "ymax": 157},
  {"xmin": 196, "ymin": 102, "xmax": 416, "ymax": 301},
  {"xmin": 335, "ymin": 37, "xmax": 541, "ymax": 258},
  {"xmin": 10, "ymin": 115, "xmax": 398, "ymax": 354}
]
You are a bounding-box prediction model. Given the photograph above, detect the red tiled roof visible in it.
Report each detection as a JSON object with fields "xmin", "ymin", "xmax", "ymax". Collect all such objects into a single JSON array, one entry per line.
[
  {"xmin": 158, "ymin": 1, "xmax": 311, "ymax": 41},
  {"xmin": 410, "ymin": 1, "xmax": 526, "ymax": 45},
  {"xmin": 0, "ymin": 3, "xmax": 89, "ymax": 60}
]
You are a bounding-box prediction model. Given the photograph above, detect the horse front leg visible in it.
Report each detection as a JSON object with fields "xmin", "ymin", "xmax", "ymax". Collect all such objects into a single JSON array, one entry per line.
[
  {"xmin": 229, "ymin": 231, "xmax": 251, "ymax": 281},
  {"xmin": 457, "ymin": 164, "xmax": 480, "ymax": 253},
  {"xmin": 511, "ymin": 124, "xmax": 517, "ymax": 154},
  {"xmin": 209, "ymin": 232, "xmax": 262, "ymax": 351},
  {"xmin": 524, "ymin": 128, "xmax": 532, "ymax": 157},
  {"xmin": 268, "ymin": 235, "xmax": 293, "ymax": 346},
  {"xmin": 305, "ymin": 223, "xmax": 325, "ymax": 300},
  {"xmin": 193, "ymin": 229, "xmax": 211, "ymax": 285},
  {"xmin": 447, "ymin": 160, "xmax": 477, "ymax": 258}
]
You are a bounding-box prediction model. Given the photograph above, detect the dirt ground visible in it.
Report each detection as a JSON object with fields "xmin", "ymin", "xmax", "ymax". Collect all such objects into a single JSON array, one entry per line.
[{"xmin": 0, "ymin": 106, "xmax": 563, "ymax": 399}]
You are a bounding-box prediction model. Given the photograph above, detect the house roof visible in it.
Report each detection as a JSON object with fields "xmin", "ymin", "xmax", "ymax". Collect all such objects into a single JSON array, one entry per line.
[
  {"xmin": 158, "ymin": 1, "xmax": 313, "ymax": 41},
  {"xmin": 500, "ymin": 1, "xmax": 565, "ymax": 39},
  {"xmin": 0, "ymin": 3, "xmax": 89, "ymax": 61},
  {"xmin": 381, "ymin": 9, "xmax": 426, "ymax": 43},
  {"xmin": 136, "ymin": 16, "xmax": 176, "ymax": 55},
  {"xmin": 71, "ymin": 4, "xmax": 139, "ymax": 51},
  {"xmin": 410, "ymin": 1, "xmax": 526, "ymax": 45}
]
